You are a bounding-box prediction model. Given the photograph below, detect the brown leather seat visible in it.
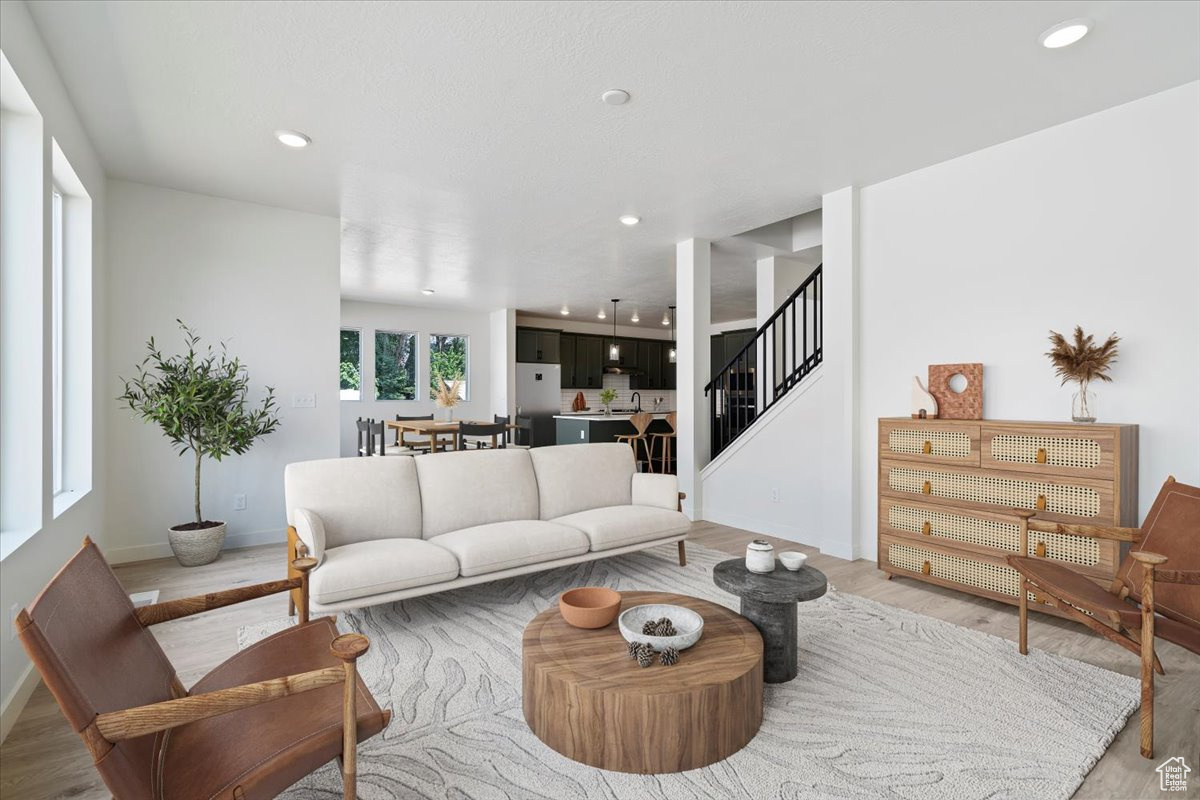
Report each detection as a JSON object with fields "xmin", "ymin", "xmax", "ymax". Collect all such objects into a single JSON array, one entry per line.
[
  {"xmin": 18, "ymin": 539, "xmax": 388, "ymax": 800},
  {"xmin": 1008, "ymin": 477, "xmax": 1200, "ymax": 760},
  {"xmin": 163, "ymin": 617, "xmax": 387, "ymax": 799}
]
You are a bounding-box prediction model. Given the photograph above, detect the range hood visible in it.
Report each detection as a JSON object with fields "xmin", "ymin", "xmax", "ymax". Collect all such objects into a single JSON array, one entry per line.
[{"xmin": 605, "ymin": 366, "xmax": 645, "ymax": 376}]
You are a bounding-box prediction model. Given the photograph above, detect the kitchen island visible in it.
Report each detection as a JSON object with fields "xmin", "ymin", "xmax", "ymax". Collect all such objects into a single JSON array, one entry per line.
[{"xmin": 554, "ymin": 412, "xmax": 675, "ymax": 471}]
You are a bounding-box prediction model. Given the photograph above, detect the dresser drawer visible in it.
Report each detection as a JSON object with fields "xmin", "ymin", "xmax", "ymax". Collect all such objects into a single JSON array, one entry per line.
[
  {"xmin": 980, "ymin": 425, "xmax": 1115, "ymax": 479},
  {"xmin": 882, "ymin": 535, "xmax": 1020, "ymax": 600},
  {"xmin": 879, "ymin": 420, "xmax": 980, "ymax": 466},
  {"xmin": 880, "ymin": 460, "xmax": 1114, "ymax": 524},
  {"xmin": 879, "ymin": 497, "xmax": 1112, "ymax": 574}
]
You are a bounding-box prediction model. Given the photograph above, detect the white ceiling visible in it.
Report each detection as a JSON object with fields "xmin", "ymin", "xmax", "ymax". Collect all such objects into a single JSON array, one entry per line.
[{"xmin": 25, "ymin": 0, "xmax": 1200, "ymax": 323}]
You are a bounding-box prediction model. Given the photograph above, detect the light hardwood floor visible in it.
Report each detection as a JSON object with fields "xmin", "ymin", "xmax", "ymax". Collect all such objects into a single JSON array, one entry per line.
[{"xmin": 1, "ymin": 524, "xmax": 1196, "ymax": 799}]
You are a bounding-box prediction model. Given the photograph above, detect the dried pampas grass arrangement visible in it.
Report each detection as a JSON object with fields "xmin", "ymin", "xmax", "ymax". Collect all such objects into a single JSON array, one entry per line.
[
  {"xmin": 1046, "ymin": 327, "xmax": 1120, "ymax": 386},
  {"xmin": 433, "ymin": 372, "xmax": 464, "ymax": 407}
]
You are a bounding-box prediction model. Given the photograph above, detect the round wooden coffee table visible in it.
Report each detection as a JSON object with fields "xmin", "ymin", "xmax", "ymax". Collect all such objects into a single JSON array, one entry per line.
[{"xmin": 522, "ymin": 590, "xmax": 763, "ymax": 774}]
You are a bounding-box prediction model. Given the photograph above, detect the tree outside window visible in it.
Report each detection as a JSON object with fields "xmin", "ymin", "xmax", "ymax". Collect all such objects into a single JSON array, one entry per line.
[
  {"xmin": 375, "ymin": 330, "xmax": 417, "ymax": 400},
  {"xmin": 429, "ymin": 334, "xmax": 468, "ymax": 400},
  {"xmin": 340, "ymin": 329, "xmax": 361, "ymax": 400}
]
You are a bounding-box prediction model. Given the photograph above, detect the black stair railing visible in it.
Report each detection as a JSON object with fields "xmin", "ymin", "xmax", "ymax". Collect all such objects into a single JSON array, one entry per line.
[{"xmin": 704, "ymin": 264, "xmax": 822, "ymax": 458}]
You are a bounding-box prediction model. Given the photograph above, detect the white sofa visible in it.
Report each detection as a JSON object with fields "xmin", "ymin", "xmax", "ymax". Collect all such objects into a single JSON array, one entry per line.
[{"xmin": 284, "ymin": 443, "xmax": 690, "ymax": 613}]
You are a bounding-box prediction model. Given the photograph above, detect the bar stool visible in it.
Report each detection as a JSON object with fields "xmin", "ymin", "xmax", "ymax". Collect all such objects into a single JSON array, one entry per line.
[
  {"xmin": 615, "ymin": 412, "xmax": 653, "ymax": 471},
  {"xmin": 648, "ymin": 411, "xmax": 677, "ymax": 474}
]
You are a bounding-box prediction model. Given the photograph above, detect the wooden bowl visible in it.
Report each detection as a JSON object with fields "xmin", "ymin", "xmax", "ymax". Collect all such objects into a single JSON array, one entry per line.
[{"xmin": 559, "ymin": 587, "xmax": 622, "ymax": 629}]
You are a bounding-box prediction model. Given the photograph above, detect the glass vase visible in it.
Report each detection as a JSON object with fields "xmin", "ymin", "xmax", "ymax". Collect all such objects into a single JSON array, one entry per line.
[{"xmin": 1071, "ymin": 382, "xmax": 1096, "ymax": 423}]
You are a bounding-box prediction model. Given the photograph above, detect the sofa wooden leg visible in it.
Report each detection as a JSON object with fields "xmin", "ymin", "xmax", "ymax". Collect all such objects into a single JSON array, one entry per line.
[
  {"xmin": 677, "ymin": 541, "xmax": 687, "ymax": 567},
  {"xmin": 288, "ymin": 594, "xmax": 296, "ymax": 617},
  {"xmin": 1018, "ymin": 579, "xmax": 1029, "ymax": 656}
]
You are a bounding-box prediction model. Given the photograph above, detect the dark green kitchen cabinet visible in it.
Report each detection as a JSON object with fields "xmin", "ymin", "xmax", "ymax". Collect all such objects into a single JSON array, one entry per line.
[
  {"xmin": 636, "ymin": 340, "xmax": 663, "ymax": 389},
  {"xmin": 575, "ymin": 335, "xmax": 604, "ymax": 388},
  {"xmin": 559, "ymin": 333, "xmax": 576, "ymax": 387},
  {"xmin": 517, "ymin": 328, "xmax": 560, "ymax": 363}
]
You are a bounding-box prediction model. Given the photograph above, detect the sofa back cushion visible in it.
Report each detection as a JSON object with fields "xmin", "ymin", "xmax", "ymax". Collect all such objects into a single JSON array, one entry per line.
[
  {"xmin": 415, "ymin": 448, "xmax": 540, "ymax": 538},
  {"xmin": 529, "ymin": 443, "xmax": 634, "ymax": 520},
  {"xmin": 284, "ymin": 457, "xmax": 422, "ymax": 548}
]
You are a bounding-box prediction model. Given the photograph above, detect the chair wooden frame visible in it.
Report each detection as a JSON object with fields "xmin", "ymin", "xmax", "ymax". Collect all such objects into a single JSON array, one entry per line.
[
  {"xmin": 1009, "ymin": 476, "xmax": 1200, "ymax": 759},
  {"xmin": 615, "ymin": 412, "xmax": 654, "ymax": 471},
  {"xmin": 18, "ymin": 539, "xmax": 387, "ymax": 800}
]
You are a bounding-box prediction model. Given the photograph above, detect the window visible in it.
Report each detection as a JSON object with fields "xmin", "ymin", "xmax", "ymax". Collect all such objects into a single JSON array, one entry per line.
[
  {"xmin": 429, "ymin": 334, "xmax": 468, "ymax": 401},
  {"xmin": 51, "ymin": 186, "xmax": 63, "ymax": 495},
  {"xmin": 340, "ymin": 328, "xmax": 361, "ymax": 400},
  {"xmin": 375, "ymin": 330, "xmax": 417, "ymax": 400}
]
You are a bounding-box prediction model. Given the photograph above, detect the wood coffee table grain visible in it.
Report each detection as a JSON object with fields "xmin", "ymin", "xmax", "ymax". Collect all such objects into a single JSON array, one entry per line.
[{"xmin": 522, "ymin": 590, "xmax": 763, "ymax": 774}]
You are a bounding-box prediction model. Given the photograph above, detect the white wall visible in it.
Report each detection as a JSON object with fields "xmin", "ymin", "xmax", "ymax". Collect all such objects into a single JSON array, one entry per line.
[
  {"xmin": 855, "ymin": 82, "xmax": 1200, "ymax": 559},
  {"xmin": 0, "ymin": 0, "xmax": 108, "ymax": 739},
  {"xmin": 340, "ymin": 300, "xmax": 495, "ymax": 456},
  {"xmin": 106, "ymin": 180, "xmax": 340, "ymax": 562}
]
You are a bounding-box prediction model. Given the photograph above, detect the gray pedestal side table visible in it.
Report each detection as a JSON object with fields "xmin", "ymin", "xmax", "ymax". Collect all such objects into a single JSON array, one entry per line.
[{"xmin": 712, "ymin": 558, "xmax": 828, "ymax": 683}]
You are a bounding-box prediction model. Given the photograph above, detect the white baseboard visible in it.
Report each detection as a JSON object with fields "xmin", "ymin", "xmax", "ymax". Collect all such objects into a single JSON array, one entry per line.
[
  {"xmin": 0, "ymin": 663, "xmax": 39, "ymax": 744},
  {"xmin": 105, "ymin": 527, "xmax": 286, "ymax": 565}
]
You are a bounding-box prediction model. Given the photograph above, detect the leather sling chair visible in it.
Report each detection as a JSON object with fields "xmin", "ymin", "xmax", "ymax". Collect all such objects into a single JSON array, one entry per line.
[
  {"xmin": 1007, "ymin": 476, "xmax": 1200, "ymax": 760},
  {"xmin": 17, "ymin": 537, "xmax": 390, "ymax": 799}
]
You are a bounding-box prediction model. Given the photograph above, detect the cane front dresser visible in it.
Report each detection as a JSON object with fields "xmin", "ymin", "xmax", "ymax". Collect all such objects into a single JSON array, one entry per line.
[{"xmin": 877, "ymin": 418, "xmax": 1138, "ymax": 613}]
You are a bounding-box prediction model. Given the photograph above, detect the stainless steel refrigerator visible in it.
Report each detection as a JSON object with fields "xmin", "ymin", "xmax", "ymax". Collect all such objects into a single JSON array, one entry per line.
[{"xmin": 516, "ymin": 363, "xmax": 561, "ymax": 446}]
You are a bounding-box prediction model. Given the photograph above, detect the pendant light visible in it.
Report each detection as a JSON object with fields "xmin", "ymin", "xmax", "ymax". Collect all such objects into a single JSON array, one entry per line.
[
  {"xmin": 609, "ymin": 299, "xmax": 620, "ymax": 361},
  {"xmin": 668, "ymin": 306, "xmax": 677, "ymax": 363}
]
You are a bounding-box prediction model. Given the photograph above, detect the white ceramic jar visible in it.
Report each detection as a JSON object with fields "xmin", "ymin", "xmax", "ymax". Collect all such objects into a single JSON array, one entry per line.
[{"xmin": 745, "ymin": 539, "xmax": 775, "ymax": 573}]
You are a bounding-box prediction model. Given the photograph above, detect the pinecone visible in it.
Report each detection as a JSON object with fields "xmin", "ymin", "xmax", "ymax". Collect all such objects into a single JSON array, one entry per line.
[
  {"xmin": 656, "ymin": 617, "xmax": 677, "ymax": 637},
  {"xmin": 641, "ymin": 620, "xmax": 658, "ymax": 636},
  {"xmin": 637, "ymin": 648, "xmax": 654, "ymax": 668},
  {"xmin": 627, "ymin": 640, "xmax": 647, "ymax": 660},
  {"xmin": 659, "ymin": 646, "xmax": 679, "ymax": 667}
]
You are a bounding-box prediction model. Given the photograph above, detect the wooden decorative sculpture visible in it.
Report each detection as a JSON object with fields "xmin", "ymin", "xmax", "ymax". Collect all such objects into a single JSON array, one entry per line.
[{"xmin": 928, "ymin": 363, "xmax": 983, "ymax": 419}]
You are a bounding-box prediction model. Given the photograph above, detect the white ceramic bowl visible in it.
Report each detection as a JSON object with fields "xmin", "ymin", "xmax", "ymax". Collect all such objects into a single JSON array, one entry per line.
[
  {"xmin": 617, "ymin": 604, "xmax": 704, "ymax": 651},
  {"xmin": 779, "ymin": 551, "xmax": 808, "ymax": 571}
]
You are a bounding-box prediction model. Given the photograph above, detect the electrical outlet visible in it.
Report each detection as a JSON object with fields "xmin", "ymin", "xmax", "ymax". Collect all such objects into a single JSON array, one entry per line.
[
  {"xmin": 9, "ymin": 603, "xmax": 19, "ymax": 641},
  {"xmin": 579, "ymin": 430, "xmax": 585, "ymax": 440},
  {"xmin": 233, "ymin": 493, "xmax": 247, "ymax": 511},
  {"xmin": 291, "ymin": 392, "xmax": 316, "ymax": 409},
  {"xmin": 771, "ymin": 488, "xmax": 780, "ymax": 503}
]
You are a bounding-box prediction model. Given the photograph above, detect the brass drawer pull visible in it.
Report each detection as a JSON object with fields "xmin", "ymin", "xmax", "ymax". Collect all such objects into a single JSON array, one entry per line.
[
  {"xmin": 1036, "ymin": 447, "xmax": 1047, "ymax": 464},
  {"xmin": 922, "ymin": 440, "xmax": 932, "ymax": 455},
  {"xmin": 922, "ymin": 481, "xmax": 932, "ymax": 495},
  {"xmin": 921, "ymin": 521, "xmax": 931, "ymax": 536},
  {"xmin": 921, "ymin": 560, "xmax": 931, "ymax": 575},
  {"xmin": 1035, "ymin": 541, "xmax": 1047, "ymax": 558},
  {"xmin": 1035, "ymin": 494, "xmax": 1047, "ymax": 511}
]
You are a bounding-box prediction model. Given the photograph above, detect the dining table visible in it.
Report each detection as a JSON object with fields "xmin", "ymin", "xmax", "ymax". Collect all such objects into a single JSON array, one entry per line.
[{"xmin": 384, "ymin": 419, "xmax": 518, "ymax": 453}]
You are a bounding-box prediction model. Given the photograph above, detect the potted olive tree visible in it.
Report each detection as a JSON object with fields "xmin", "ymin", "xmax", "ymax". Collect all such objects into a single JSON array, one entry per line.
[{"xmin": 119, "ymin": 321, "xmax": 280, "ymax": 566}]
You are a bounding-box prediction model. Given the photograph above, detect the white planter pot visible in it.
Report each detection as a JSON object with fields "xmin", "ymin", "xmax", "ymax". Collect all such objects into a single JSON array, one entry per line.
[{"xmin": 168, "ymin": 521, "xmax": 226, "ymax": 567}]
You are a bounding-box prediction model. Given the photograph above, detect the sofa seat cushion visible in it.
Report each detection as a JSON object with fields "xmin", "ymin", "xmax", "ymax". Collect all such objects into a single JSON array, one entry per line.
[
  {"xmin": 429, "ymin": 520, "xmax": 589, "ymax": 578},
  {"xmin": 310, "ymin": 539, "xmax": 460, "ymax": 605},
  {"xmin": 552, "ymin": 505, "xmax": 690, "ymax": 552}
]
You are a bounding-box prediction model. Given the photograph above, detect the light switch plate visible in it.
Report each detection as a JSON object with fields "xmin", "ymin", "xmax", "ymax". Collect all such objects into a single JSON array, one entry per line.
[{"xmin": 291, "ymin": 392, "xmax": 316, "ymax": 408}]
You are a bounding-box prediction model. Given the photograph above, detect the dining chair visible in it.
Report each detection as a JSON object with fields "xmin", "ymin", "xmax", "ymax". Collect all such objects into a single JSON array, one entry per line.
[
  {"xmin": 648, "ymin": 411, "xmax": 677, "ymax": 474},
  {"xmin": 615, "ymin": 412, "xmax": 653, "ymax": 471},
  {"xmin": 17, "ymin": 538, "xmax": 390, "ymax": 800},
  {"xmin": 458, "ymin": 421, "xmax": 507, "ymax": 450},
  {"xmin": 515, "ymin": 415, "xmax": 534, "ymax": 448},
  {"xmin": 356, "ymin": 418, "xmax": 386, "ymax": 456}
]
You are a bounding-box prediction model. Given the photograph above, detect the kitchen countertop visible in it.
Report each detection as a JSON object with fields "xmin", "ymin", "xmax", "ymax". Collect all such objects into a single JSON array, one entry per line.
[{"xmin": 554, "ymin": 411, "xmax": 675, "ymax": 421}]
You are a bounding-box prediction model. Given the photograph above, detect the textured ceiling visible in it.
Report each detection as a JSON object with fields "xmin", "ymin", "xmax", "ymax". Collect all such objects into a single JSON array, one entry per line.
[{"xmin": 26, "ymin": 0, "xmax": 1200, "ymax": 323}]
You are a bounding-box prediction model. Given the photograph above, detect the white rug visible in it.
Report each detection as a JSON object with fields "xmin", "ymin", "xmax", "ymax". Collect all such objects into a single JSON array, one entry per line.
[{"xmin": 239, "ymin": 543, "xmax": 1138, "ymax": 800}]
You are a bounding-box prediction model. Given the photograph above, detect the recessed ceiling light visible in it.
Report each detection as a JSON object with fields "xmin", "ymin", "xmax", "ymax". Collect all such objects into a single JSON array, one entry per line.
[
  {"xmin": 597, "ymin": 310, "xmax": 606, "ymax": 319},
  {"xmin": 274, "ymin": 129, "xmax": 311, "ymax": 148},
  {"xmin": 1039, "ymin": 19, "xmax": 1091, "ymax": 49},
  {"xmin": 601, "ymin": 89, "xmax": 630, "ymax": 106},
  {"xmin": 421, "ymin": 288, "xmax": 435, "ymax": 295},
  {"xmin": 560, "ymin": 307, "xmax": 570, "ymax": 316},
  {"xmin": 619, "ymin": 215, "xmax": 640, "ymax": 226},
  {"xmin": 630, "ymin": 312, "xmax": 640, "ymax": 323}
]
